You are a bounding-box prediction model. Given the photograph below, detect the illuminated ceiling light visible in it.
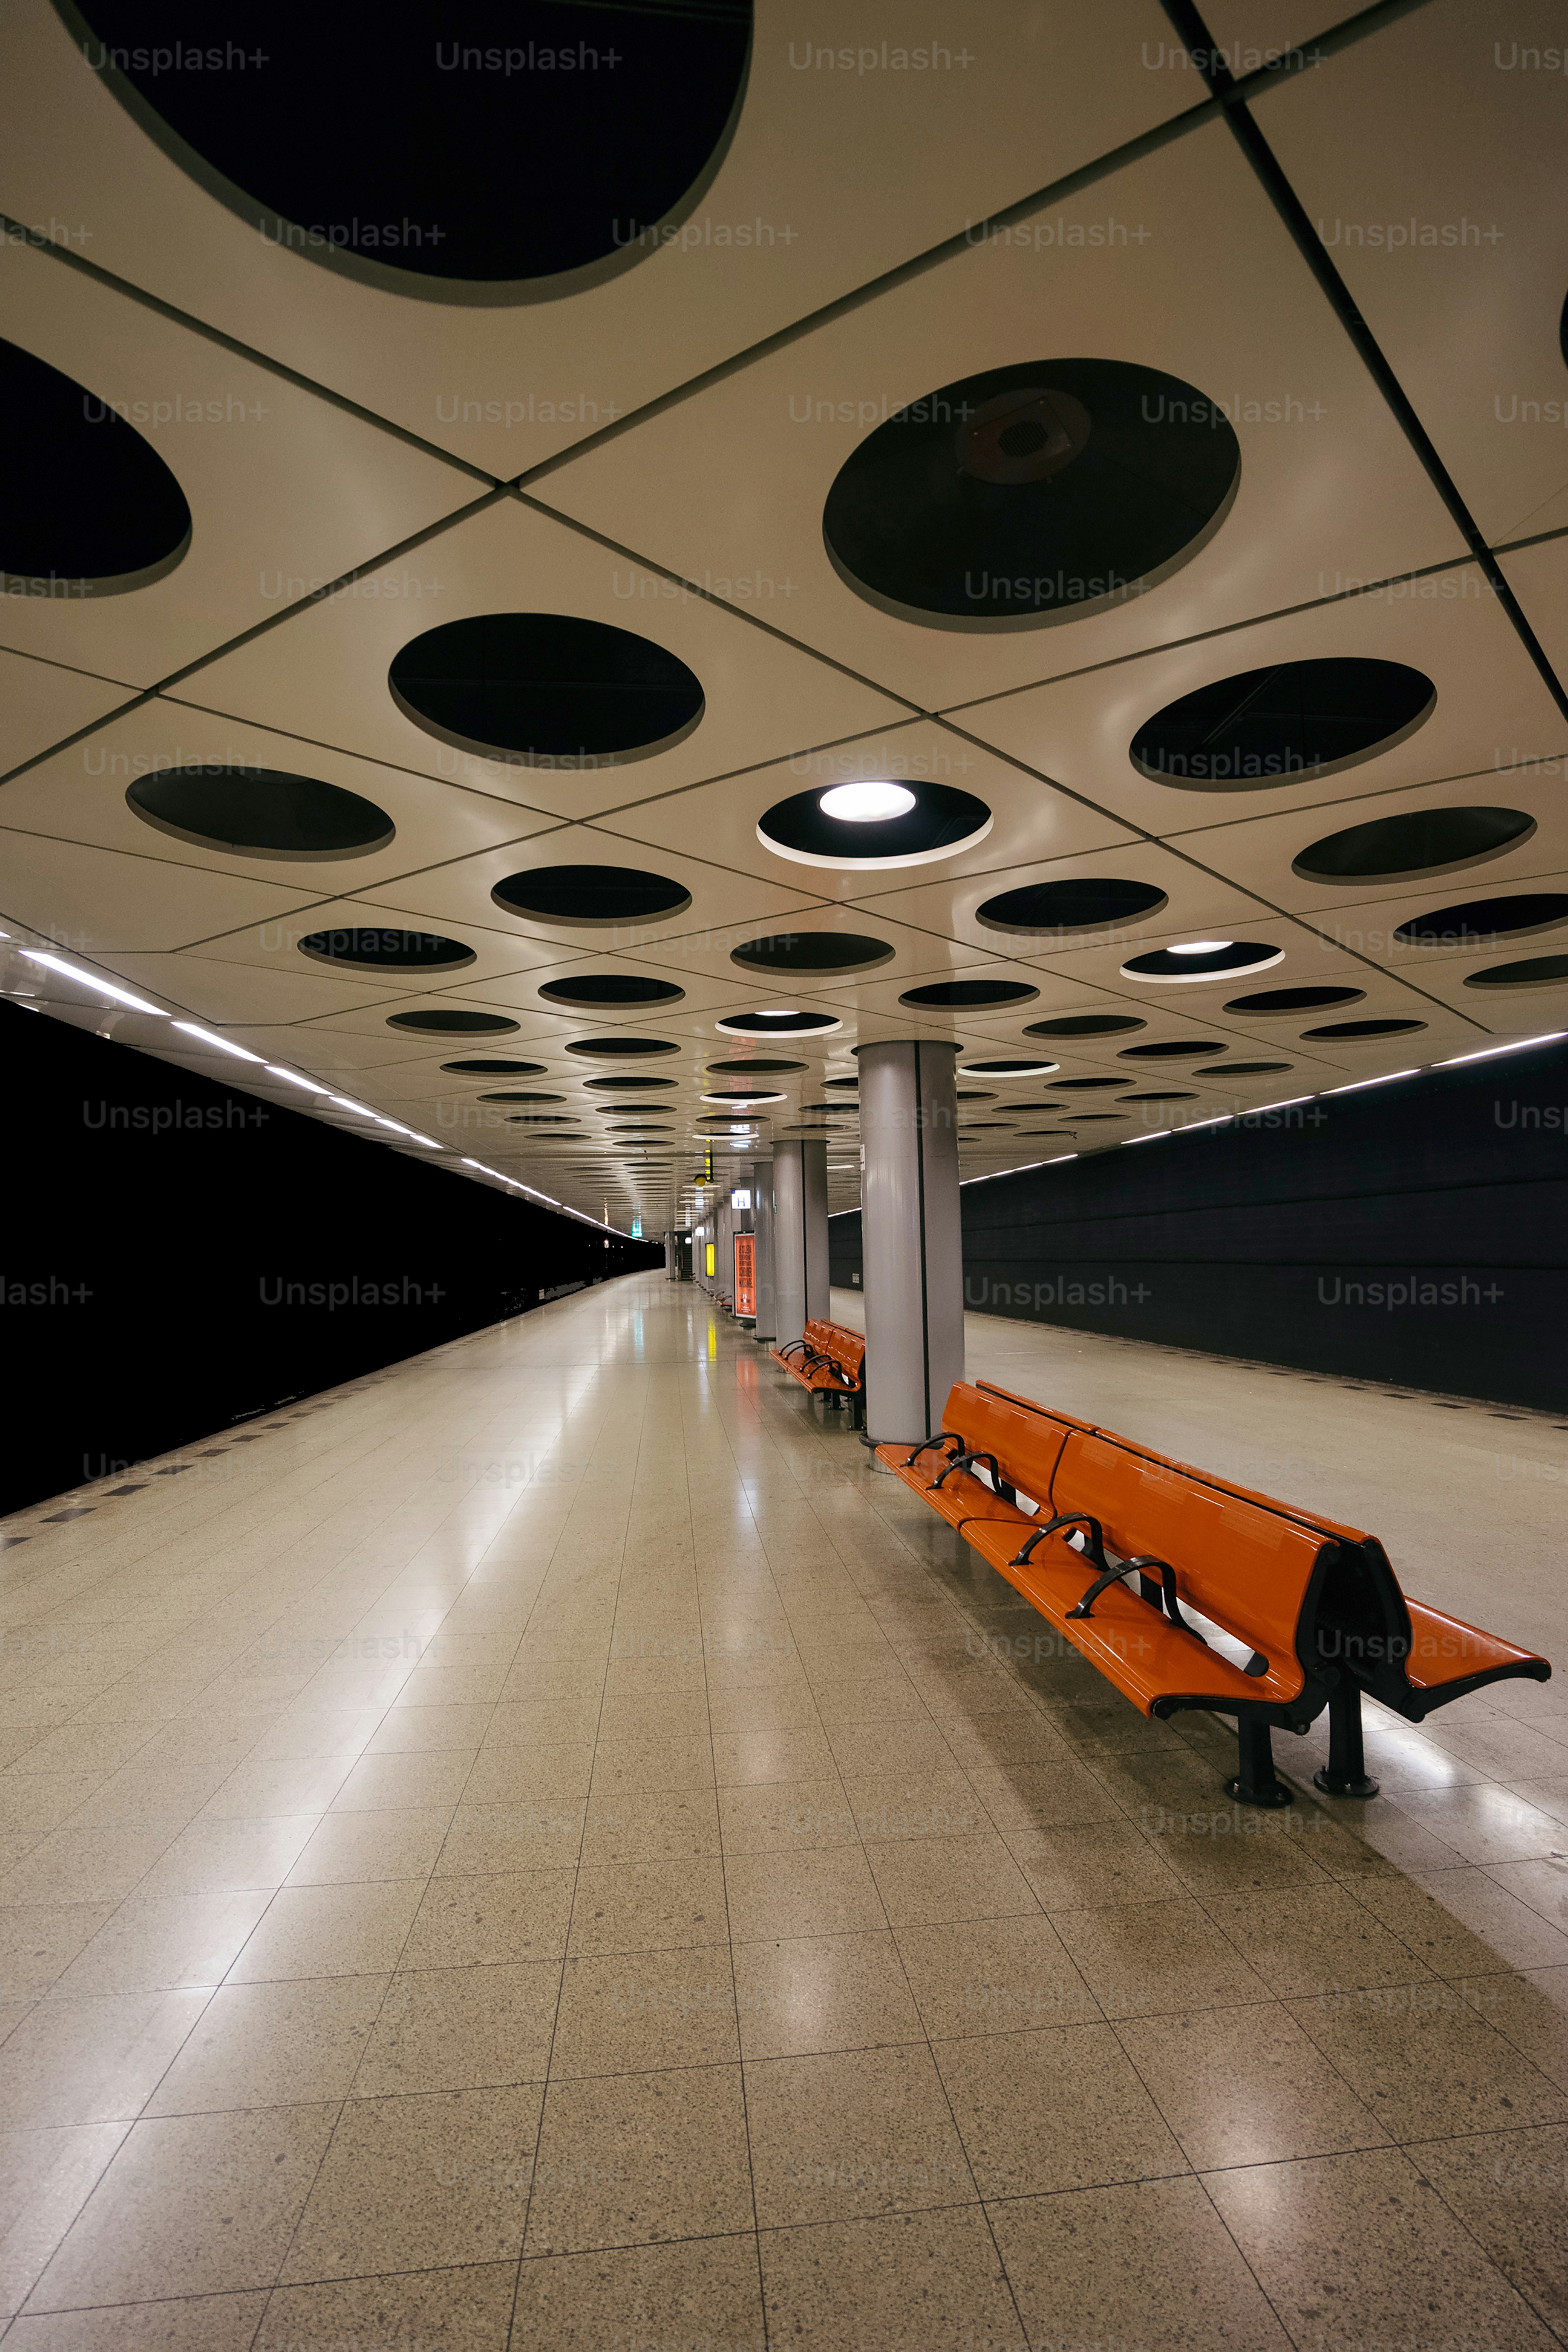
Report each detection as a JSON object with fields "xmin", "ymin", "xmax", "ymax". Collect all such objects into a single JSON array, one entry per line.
[
  {"xmin": 19, "ymin": 951, "xmax": 167, "ymax": 1016},
  {"xmin": 1170, "ymin": 940, "xmax": 1234, "ymax": 955},
  {"xmin": 701, "ymin": 1091, "xmax": 786, "ymax": 1107},
  {"xmin": 265, "ymin": 1066, "xmax": 334, "ymax": 1094},
  {"xmin": 1324, "ymin": 1069, "xmax": 1420, "ymax": 1094},
  {"xmin": 172, "ymin": 1022, "xmax": 266, "ymax": 1062},
  {"xmin": 818, "ymin": 780, "xmax": 916, "ymax": 823},
  {"xmin": 1436, "ymin": 1032, "xmax": 1567, "ymax": 1066}
]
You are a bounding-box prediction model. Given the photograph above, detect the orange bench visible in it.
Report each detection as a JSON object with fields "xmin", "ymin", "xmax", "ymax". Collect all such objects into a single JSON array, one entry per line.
[
  {"xmin": 878, "ymin": 1381, "xmax": 1549, "ymax": 1806},
  {"xmin": 771, "ymin": 1319, "xmax": 866, "ymax": 1428}
]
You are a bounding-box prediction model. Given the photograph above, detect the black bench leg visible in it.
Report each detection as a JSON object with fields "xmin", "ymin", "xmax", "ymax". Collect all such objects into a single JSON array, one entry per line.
[
  {"xmin": 1225, "ymin": 1718, "xmax": 1292, "ymax": 1808},
  {"xmin": 1312, "ymin": 1682, "xmax": 1380, "ymax": 1800}
]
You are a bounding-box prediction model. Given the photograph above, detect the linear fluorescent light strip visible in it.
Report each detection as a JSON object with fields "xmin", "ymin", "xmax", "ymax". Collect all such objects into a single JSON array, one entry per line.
[
  {"xmin": 172, "ymin": 1022, "xmax": 265, "ymax": 1063},
  {"xmin": 1436, "ymin": 1031, "xmax": 1567, "ymax": 1066},
  {"xmin": 1324, "ymin": 1070, "xmax": 1419, "ymax": 1095},
  {"xmin": 19, "ymin": 950, "xmax": 167, "ymax": 1017}
]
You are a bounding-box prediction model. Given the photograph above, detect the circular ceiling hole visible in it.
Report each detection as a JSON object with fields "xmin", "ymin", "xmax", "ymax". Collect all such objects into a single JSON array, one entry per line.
[
  {"xmin": 899, "ymin": 979, "xmax": 1040, "ymax": 1009},
  {"xmin": 539, "ymin": 974, "xmax": 684, "ymax": 1007},
  {"xmin": 955, "ymin": 1090, "xmax": 997, "ymax": 1102},
  {"xmin": 757, "ymin": 782, "xmax": 991, "ymax": 871},
  {"xmin": 715, "ymin": 1010, "xmax": 840, "ymax": 1037},
  {"xmin": 1301, "ymin": 1018, "xmax": 1427, "ymax": 1038},
  {"xmin": 584, "ymin": 1074, "xmax": 677, "ymax": 1091},
  {"xmin": 391, "ymin": 615, "xmax": 704, "ymax": 766},
  {"xmin": 1462, "ymin": 955, "xmax": 1568, "ymax": 990},
  {"xmin": 706, "ymin": 1057, "xmax": 806, "ymax": 1075},
  {"xmin": 1026, "ymin": 1013, "xmax": 1148, "ymax": 1038},
  {"xmin": 1292, "ymin": 807, "xmax": 1536, "ymax": 885},
  {"xmin": 1130, "ymin": 658, "xmax": 1435, "ymax": 791},
  {"xmin": 822, "ymin": 359, "xmax": 1240, "ymax": 628},
  {"xmin": 387, "ymin": 1009, "xmax": 517, "ymax": 1034},
  {"xmin": 477, "ymin": 1091, "xmax": 565, "ymax": 1103},
  {"xmin": 1122, "ymin": 941, "xmax": 1283, "ymax": 982},
  {"xmin": 701, "ymin": 1091, "xmax": 785, "ymax": 1107},
  {"xmin": 1049, "ymin": 1077, "xmax": 1125, "ymax": 1091},
  {"xmin": 823, "ymin": 1076, "xmax": 860, "ymax": 1089},
  {"xmin": 730, "ymin": 931, "xmax": 893, "ymax": 975},
  {"xmin": 127, "ymin": 764, "xmax": 393, "ymax": 858},
  {"xmin": 504, "ymin": 1114, "xmax": 577, "ymax": 1126},
  {"xmin": 977, "ymin": 879, "xmax": 1168, "ymax": 936},
  {"xmin": 73, "ymin": 1, "xmax": 753, "ymax": 292},
  {"xmin": 493, "ymin": 866, "xmax": 691, "ymax": 925},
  {"xmin": 0, "ymin": 336, "xmax": 191, "ymax": 592},
  {"xmin": 299, "ymin": 927, "xmax": 474, "ymax": 973},
  {"xmin": 1395, "ymin": 893, "xmax": 1568, "ymax": 947},
  {"xmin": 958, "ymin": 1057, "xmax": 1059, "ymax": 1075},
  {"xmin": 957, "ymin": 1122, "xmax": 1011, "ymax": 1131},
  {"xmin": 1195, "ymin": 1060, "xmax": 1294, "ymax": 1076},
  {"xmin": 1061, "ymin": 1112, "xmax": 1126, "ymax": 1122},
  {"xmin": 440, "ymin": 1058, "xmax": 546, "ymax": 1076},
  {"xmin": 1118, "ymin": 1040, "xmax": 1223, "ymax": 1060},
  {"xmin": 1119, "ymin": 1089, "xmax": 1200, "ymax": 1102},
  {"xmin": 1224, "ymin": 985, "xmax": 1364, "ymax": 1016},
  {"xmin": 565, "ymin": 1037, "xmax": 680, "ymax": 1058}
]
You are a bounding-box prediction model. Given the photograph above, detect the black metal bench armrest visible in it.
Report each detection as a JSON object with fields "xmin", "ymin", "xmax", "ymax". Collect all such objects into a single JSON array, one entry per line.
[
  {"xmin": 1011, "ymin": 1511, "xmax": 1109, "ymax": 1573},
  {"xmin": 902, "ymin": 1431, "xmax": 962, "ymax": 1468},
  {"xmin": 932, "ymin": 1449, "xmax": 1015, "ymax": 1504},
  {"xmin": 1065, "ymin": 1552, "xmax": 1209, "ymax": 1642}
]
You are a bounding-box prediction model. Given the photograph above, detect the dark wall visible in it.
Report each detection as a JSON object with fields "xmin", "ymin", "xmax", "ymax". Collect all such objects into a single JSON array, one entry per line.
[
  {"xmin": 3, "ymin": 1000, "xmax": 661, "ymax": 1515},
  {"xmin": 829, "ymin": 1042, "xmax": 1568, "ymax": 1412}
]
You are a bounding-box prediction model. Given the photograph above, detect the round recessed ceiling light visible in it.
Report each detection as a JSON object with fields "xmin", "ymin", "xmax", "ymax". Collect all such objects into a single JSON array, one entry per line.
[
  {"xmin": 706, "ymin": 1057, "xmax": 806, "ymax": 1075},
  {"xmin": 757, "ymin": 783, "xmax": 991, "ymax": 871},
  {"xmin": 957, "ymin": 1056, "xmax": 1059, "ymax": 1076},
  {"xmin": 1118, "ymin": 1040, "xmax": 1224, "ymax": 1060},
  {"xmin": 729, "ymin": 931, "xmax": 893, "ymax": 976},
  {"xmin": 1224, "ymin": 985, "xmax": 1364, "ymax": 1016},
  {"xmin": 1131, "ymin": 658, "xmax": 1435, "ymax": 791},
  {"xmin": 478, "ymin": 1091, "xmax": 566, "ymax": 1104},
  {"xmin": 492, "ymin": 866, "xmax": 692, "ymax": 926},
  {"xmin": 1194, "ymin": 1060, "xmax": 1293, "ymax": 1076},
  {"xmin": 441, "ymin": 1058, "xmax": 547, "ymax": 1076},
  {"xmin": 1, "ymin": 336, "xmax": 191, "ymax": 592},
  {"xmin": 701, "ymin": 1092, "xmax": 784, "ymax": 1107},
  {"xmin": 565, "ymin": 1036, "xmax": 680, "ymax": 1058},
  {"xmin": 823, "ymin": 1076, "xmax": 860, "ymax": 1089},
  {"xmin": 899, "ymin": 979, "xmax": 1040, "ymax": 1010},
  {"xmin": 714, "ymin": 1010, "xmax": 841, "ymax": 1038},
  {"xmin": 539, "ymin": 974, "xmax": 684, "ymax": 1007},
  {"xmin": 1119, "ymin": 1089, "xmax": 1200, "ymax": 1102},
  {"xmin": 821, "ymin": 358, "xmax": 1240, "ymax": 627},
  {"xmin": 299, "ymin": 927, "xmax": 474, "ymax": 973},
  {"xmin": 818, "ymin": 780, "xmax": 917, "ymax": 823},
  {"xmin": 584, "ymin": 1074, "xmax": 677, "ymax": 1091},
  {"xmin": 1462, "ymin": 955, "xmax": 1568, "ymax": 990},
  {"xmin": 1293, "ymin": 807, "xmax": 1536, "ymax": 886},
  {"xmin": 386, "ymin": 1009, "xmax": 517, "ymax": 1034},
  {"xmin": 1049, "ymin": 1077, "xmax": 1125, "ymax": 1091},
  {"xmin": 1121, "ymin": 942, "xmax": 1284, "ymax": 983},
  {"xmin": 127, "ymin": 764, "xmax": 394, "ymax": 859},
  {"xmin": 1394, "ymin": 893, "xmax": 1568, "ymax": 947},
  {"xmin": 391, "ymin": 615, "xmax": 704, "ymax": 767},
  {"xmin": 1302, "ymin": 1018, "xmax": 1427, "ymax": 1038},
  {"xmin": 977, "ymin": 879, "xmax": 1168, "ymax": 936},
  {"xmin": 1027, "ymin": 1013, "xmax": 1147, "ymax": 1039}
]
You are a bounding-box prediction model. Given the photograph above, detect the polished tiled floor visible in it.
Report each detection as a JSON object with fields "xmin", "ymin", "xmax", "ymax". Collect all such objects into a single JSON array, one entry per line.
[{"xmin": 0, "ymin": 1275, "xmax": 1565, "ymax": 2349}]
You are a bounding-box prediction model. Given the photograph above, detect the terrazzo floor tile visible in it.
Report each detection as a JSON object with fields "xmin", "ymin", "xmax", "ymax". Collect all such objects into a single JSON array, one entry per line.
[
  {"xmin": 933, "ymin": 2022, "xmax": 1187, "ymax": 2199},
  {"xmin": 509, "ymin": 2235, "xmax": 764, "ymax": 2352},
  {"xmin": 523, "ymin": 2064, "xmax": 753, "ymax": 2254}
]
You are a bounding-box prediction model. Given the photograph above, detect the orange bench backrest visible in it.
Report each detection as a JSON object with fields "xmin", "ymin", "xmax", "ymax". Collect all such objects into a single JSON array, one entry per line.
[
  {"xmin": 1050, "ymin": 1429, "xmax": 1324, "ymax": 1665},
  {"xmin": 939, "ymin": 1383, "xmax": 1072, "ymax": 1509}
]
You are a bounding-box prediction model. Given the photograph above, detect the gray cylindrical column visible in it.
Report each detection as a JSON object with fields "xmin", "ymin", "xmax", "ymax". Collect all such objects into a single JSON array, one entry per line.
[
  {"xmin": 751, "ymin": 1161, "xmax": 776, "ymax": 1341},
  {"xmin": 859, "ymin": 1039, "xmax": 964, "ymax": 1444},
  {"xmin": 716, "ymin": 1195, "xmax": 733, "ymax": 1305},
  {"xmin": 773, "ymin": 1138, "xmax": 829, "ymax": 1348}
]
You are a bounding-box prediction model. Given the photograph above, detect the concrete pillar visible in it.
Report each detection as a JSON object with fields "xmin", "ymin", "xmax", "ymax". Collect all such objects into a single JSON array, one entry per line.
[
  {"xmin": 715, "ymin": 1194, "xmax": 732, "ymax": 1305},
  {"xmin": 751, "ymin": 1161, "xmax": 776, "ymax": 1342},
  {"xmin": 858, "ymin": 1038, "xmax": 964, "ymax": 1444},
  {"xmin": 772, "ymin": 1138, "xmax": 829, "ymax": 1349}
]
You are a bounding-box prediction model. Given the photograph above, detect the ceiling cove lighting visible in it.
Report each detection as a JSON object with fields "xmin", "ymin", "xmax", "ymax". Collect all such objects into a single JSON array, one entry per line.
[
  {"xmin": 264, "ymin": 1067, "xmax": 335, "ymax": 1094},
  {"xmin": 19, "ymin": 951, "xmax": 168, "ymax": 1016},
  {"xmin": 1436, "ymin": 1032, "xmax": 1568, "ymax": 1066},
  {"xmin": 818, "ymin": 781, "xmax": 916, "ymax": 823},
  {"xmin": 171, "ymin": 1022, "xmax": 266, "ymax": 1062},
  {"xmin": 1170, "ymin": 940, "xmax": 1234, "ymax": 954},
  {"xmin": 1122, "ymin": 1131, "xmax": 1171, "ymax": 1144},
  {"xmin": 1324, "ymin": 1071, "xmax": 1421, "ymax": 1094}
]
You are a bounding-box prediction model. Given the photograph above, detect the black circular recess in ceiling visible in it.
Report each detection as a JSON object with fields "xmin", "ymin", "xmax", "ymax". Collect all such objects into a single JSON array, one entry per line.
[
  {"xmin": 1293, "ymin": 807, "xmax": 1536, "ymax": 884},
  {"xmin": 387, "ymin": 1009, "xmax": 517, "ymax": 1033},
  {"xmin": 823, "ymin": 1077, "xmax": 860, "ymax": 1089},
  {"xmin": 1027, "ymin": 1012, "xmax": 1147, "ymax": 1038},
  {"xmin": 717, "ymin": 1010, "xmax": 838, "ymax": 1035},
  {"xmin": 1463, "ymin": 955, "xmax": 1568, "ymax": 989},
  {"xmin": 390, "ymin": 615, "xmax": 704, "ymax": 766},
  {"xmin": 504, "ymin": 1114, "xmax": 577, "ymax": 1125},
  {"xmin": 731, "ymin": 932, "xmax": 892, "ymax": 974},
  {"xmin": 1129, "ymin": 658, "xmax": 1434, "ymax": 791},
  {"xmin": 1395, "ymin": 894, "xmax": 1568, "ymax": 947},
  {"xmin": 72, "ymin": 0, "xmax": 753, "ymax": 291},
  {"xmin": 299, "ymin": 927, "xmax": 474, "ymax": 972},
  {"xmin": 1120, "ymin": 1089, "xmax": 1199, "ymax": 1102},
  {"xmin": 493, "ymin": 866, "xmax": 692, "ymax": 924},
  {"xmin": 1118, "ymin": 1039, "xmax": 1223, "ymax": 1060},
  {"xmin": 957, "ymin": 1122, "xmax": 1010, "ymax": 1131},
  {"xmin": 899, "ymin": 979, "xmax": 1039, "ymax": 1009},
  {"xmin": 822, "ymin": 360, "xmax": 1240, "ymax": 625},
  {"xmin": 565, "ymin": 1036, "xmax": 679, "ymax": 1058},
  {"xmin": 0, "ymin": 336, "xmax": 192, "ymax": 590},
  {"xmin": 1302, "ymin": 1018, "xmax": 1426, "ymax": 1038},
  {"xmin": 1196, "ymin": 1060, "xmax": 1292, "ymax": 1076},
  {"xmin": 961, "ymin": 1058, "xmax": 1057, "ymax": 1074},
  {"xmin": 1224, "ymin": 985, "xmax": 1363, "ymax": 1015},
  {"xmin": 127, "ymin": 764, "xmax": 393, "ymax": 858},
  {"xmin": 1062, "ymin": 1112, "xmax": 1125, "ymax": 1122},
  {"xmin": 440, "ymin": 1058, "xmax": 545, "ymax": 1075},
  {"xmin": 1049, "ymin": 1077, "xmax": 1125, "ymax": 1091},
  {"xmin": 708, "ymin": 1058, "xmax": 806, "ymax": 1074},
  {"xmin": 584, "ymin": 1074, "xmax": 676, "ymax": 1091},
  {"xmin": 477, "ymin": 1091, "xmax": 565, "ymax": 1103},
  {"xmin": 1122, "ymin": 942, "xmax": 1279, "ymax": 980},
  {"xmin": 757, "ymin": 783, "xmax": 991, "ymax": 866},
  {"xmin": 955, "ymin": 1091, "xmax": 997, "ymax": 1102},
  {"xmin": 539, "ymin": 974, "xmax": 684, "ymax": 1007},
  {"xmin": 978, "ymin": 879, "xmax": 1168, "ymax": 935}
]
